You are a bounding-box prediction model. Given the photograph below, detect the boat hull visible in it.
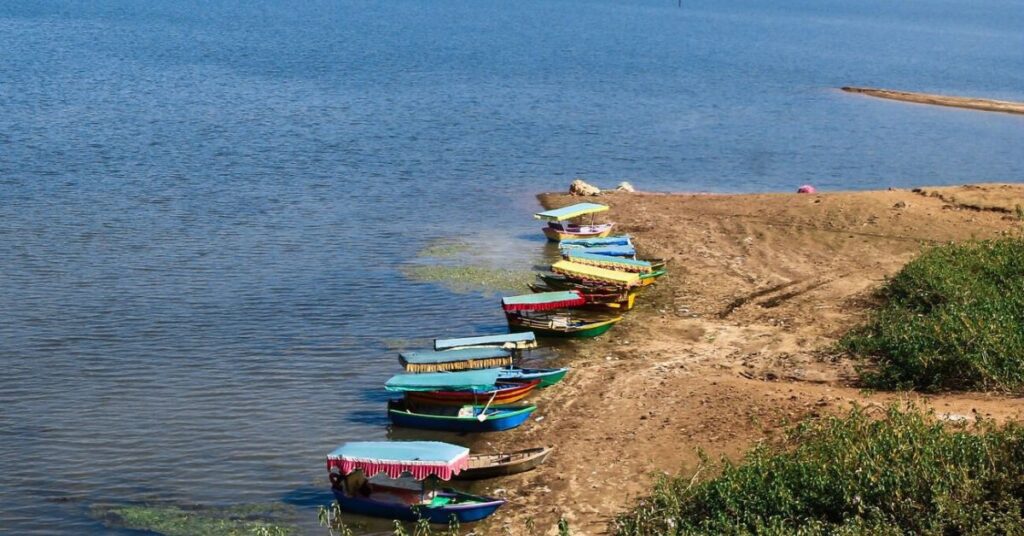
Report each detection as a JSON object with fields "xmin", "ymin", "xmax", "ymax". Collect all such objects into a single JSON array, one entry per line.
[
  {"xmin": 332, "ymin": 488, "xmax": 505, "ymax": 523},
  {"xmin": 498, "ymin": 368, "xmax": 569, "ymax": 388},
  {"xmin": 387, "ymin": 401, "xmax": 537, "ymax": 433},
  {"xmin": 455, "ymin": 447, "xmax": 553, "ymax": 480},
  {"xmin": 542, "ymin": 224, "xmax": 614, "ymax": 242},
  {"xmin": 404, "ymin": 381, "xmax": 539, "ymax": 406}
]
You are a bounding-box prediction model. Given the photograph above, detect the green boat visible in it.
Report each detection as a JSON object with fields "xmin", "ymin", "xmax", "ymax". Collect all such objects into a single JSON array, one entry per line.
[{"xmin": 501, "ymin": 291, "xmax": 622, "ymax": 338}]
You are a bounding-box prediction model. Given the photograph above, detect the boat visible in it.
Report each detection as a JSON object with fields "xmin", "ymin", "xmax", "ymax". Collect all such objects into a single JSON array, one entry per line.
[
  {"xmin": 559, "ymin": 244, "xmax": 637, "ymax": 257},
  {"xmin": 327, "ymin": 441, "xmax": 505, "ymax": 523},
  {"xmin": 453, "ymin": 447, "xmax": 553, "ymax": 480},
  {"xmin": 529, "ymin": 281, "xmax": 636, "ymax": 310},
  {"xmin": 535, "ymin": 203, "xmax": 614, "ymax": 242},
  {"xmin": 434, "ymin": 332, "xmax": 538, "ymax": 352},
  {"xmin": 559, "ymin": 235, "xmax": 632, "ymax": 248},
  {"xmin": 385, "ymin": 369, "xmax": 539, "ymax": 406},
  {"xmin": 560, "ymin": 251, "xmax": 654, "ymax": 273},
  {"xmin": 502, "ymin": 290, "xmax": 622, "ymax": 337},
  {"xmin": 497, "ymin": 367, "xmax": 569, "ymax": 388},
  {"xmin": 387, "ymin": 400, "xmax": 537, "ymax": 432},
  {"xmin": 399, "ymin": 347, "xmax": 514, "ymax": 373},
  {"xmin": 506, "ymin": 313, "xmax": 621, "ymax": 338},
  {"xmin": 550, "ymin": 260, "xmax": 641, "ymax": 288}
]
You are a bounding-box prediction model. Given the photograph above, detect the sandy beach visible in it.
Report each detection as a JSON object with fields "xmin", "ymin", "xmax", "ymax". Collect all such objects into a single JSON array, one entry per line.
[{"xmin": 477, "ymin": 184, "xmax": 1024, "ymax": 535}]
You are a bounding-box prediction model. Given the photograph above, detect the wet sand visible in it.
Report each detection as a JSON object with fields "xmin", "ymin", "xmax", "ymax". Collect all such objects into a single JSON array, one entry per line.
[{"xmin": 477, "ymin": 184, "xmax": 1024, "ymax": 535}]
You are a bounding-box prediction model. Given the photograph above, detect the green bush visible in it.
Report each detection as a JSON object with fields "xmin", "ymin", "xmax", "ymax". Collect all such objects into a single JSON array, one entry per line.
[
  {"xmin": 842, "ymin": 237, "xmax": 1024, "ymax": 391},
  {"xmin": 612, "ymin": 406, "xmax": 1024, "ymax": 535}
]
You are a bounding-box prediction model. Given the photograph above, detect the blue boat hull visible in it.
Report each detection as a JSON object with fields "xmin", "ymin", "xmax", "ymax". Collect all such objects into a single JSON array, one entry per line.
[
  {"xmin": 332, "ymin": 488, "xmax": 504, "ymax": 523},
  {"xmin": 388, "ymin": 402, "xmax": 536, "ymax": 433}
]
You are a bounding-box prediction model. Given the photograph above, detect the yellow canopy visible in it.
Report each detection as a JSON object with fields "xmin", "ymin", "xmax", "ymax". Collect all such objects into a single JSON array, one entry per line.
[{"xmin": 551, "ymin": 260, "xmax": 640, "ymax": 286}]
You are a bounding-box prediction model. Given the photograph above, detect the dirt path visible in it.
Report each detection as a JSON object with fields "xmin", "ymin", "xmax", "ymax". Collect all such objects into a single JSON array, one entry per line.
[
  {"xmin": 841, "ymin": 86, "xmax": 1024, "ymax": 115},
  {"xmin": 476, "ymin": 184, "xmax": 1024, "ymax": 535}
]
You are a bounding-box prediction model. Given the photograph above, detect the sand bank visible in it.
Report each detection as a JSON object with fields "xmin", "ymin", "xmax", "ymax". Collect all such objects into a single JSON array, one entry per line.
[
  {"xmin": 841, "ymin": 86, "xmax": 1024, "ymax": 115},
  {"xmin": 478, "ymin": 184, "xmax": 1024, "ymax": 535}
]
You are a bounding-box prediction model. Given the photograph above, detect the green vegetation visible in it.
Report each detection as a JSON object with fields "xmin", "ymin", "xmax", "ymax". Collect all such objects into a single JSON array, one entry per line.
[
  {"xmin": 92, "ymin": 504, "xmax": 294, "ymax": 536},
  {"xmin": 318, "ymin": 502, "xmax": 573, "ymax": 535},
  {"xmin": 403, "ymin": 265, "xmax": 534, "ymax": 293},
  {"xmin": 613, "ymin": 405, "xmax": 1024, "ymax": 535},
  {"xmin": 418, "ymin": 240, "xmax": 471, "ymax": 258},
  {"xmin": 842, "ymin": 237, "xmax": 1024, "ymax": 391}
]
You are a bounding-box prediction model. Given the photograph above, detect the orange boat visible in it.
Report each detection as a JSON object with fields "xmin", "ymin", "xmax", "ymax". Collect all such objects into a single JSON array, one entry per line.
[{"xmin": 404, "ymin": 380, "xmax": 541, "ymax": 406}]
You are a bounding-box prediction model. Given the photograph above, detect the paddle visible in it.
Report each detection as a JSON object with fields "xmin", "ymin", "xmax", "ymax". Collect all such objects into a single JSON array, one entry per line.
[{"xmin": 477, "ymin": 390, "xmax": 498, "ymax": 422}]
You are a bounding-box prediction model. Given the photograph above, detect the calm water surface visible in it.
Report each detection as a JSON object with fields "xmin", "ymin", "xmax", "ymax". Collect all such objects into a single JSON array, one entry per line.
[{"xmin": 1, "ymin": 0, "xmax": 1022, "ymax": 533}]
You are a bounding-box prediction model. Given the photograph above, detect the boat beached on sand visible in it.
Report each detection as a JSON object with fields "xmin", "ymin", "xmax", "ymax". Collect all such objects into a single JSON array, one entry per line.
[
  {"xmin": 327, "ymin": 441, "xmax": 505, "ymax": 523},
  {"xmin": 385, "ymin": 369, "xmax": 540, "ymax": 406},
  {"xmin": 387, "ymin": 399, "xmax": 537, "ymax": 432},
  {"xmin": 502, "ymin": 290, "xmax": 622, "ymax": 338},
  {"xmin": 399, "ymin": 337, "xmax": 569, "ymax": 387},
  {"xmin": 454, "ymin": 446, "xmax": 553, "ymax": 480},
  {"xmin": 535, "ymin": 203, "xmax": 614, "ymax": 241}
]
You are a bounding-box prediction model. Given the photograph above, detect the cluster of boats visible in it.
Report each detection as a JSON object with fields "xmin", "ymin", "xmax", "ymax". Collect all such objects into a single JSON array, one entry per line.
[{"xmin": 325, "ymin": 202, "xmax": 665, "ymax": 525}]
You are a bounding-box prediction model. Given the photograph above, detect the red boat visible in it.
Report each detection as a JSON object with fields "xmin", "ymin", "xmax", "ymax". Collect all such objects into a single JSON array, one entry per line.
[{"xmin": 404, "ymin": 380, "xmax": 541, "ymax": 407}]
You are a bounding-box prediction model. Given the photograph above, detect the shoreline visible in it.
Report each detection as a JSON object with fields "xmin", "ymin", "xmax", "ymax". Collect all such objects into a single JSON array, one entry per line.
[
  {"xmin": 477, "ymin": 183, "xmax": 1024, "ymax": 535},
  {"xmin": 841, "ymin": 86, "xmax": 1024, "ymax": 115}
]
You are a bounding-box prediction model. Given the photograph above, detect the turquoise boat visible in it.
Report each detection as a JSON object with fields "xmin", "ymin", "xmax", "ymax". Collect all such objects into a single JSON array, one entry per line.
[
  {"xmin": 387, "ymin": 400, "xmax": 537, "ymax": 432},
  {"xmin": 434, "ymin": 332, "xmax": 538, "ymax": 351}
]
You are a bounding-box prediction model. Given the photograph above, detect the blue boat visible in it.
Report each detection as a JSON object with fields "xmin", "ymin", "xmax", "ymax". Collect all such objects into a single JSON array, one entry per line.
[
  {"xmin": 387, "ymin": 400, "xmax": 537, "ymax": 432},
  {"xmin": 327, "ymin": 441, "xmax": 505, "ymax": 524},
  {"xmin": 558, "ymin": 234, "xmax": 632, "ymax": 247},
  {"xmin": 559, "ymin": 244, "xmax": 636, "ymax": 257},
  {"xmin": 434, "ymin": 331, "xmax": 538, "ymax": 351},
  {"xmin": 498, "ymin": 367, "xmax": 569, "ymax": 388}
]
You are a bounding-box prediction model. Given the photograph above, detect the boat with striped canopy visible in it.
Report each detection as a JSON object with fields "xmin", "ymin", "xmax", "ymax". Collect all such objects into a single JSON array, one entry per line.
[
  {"xmin": 388, "ymin": 400, "xmax": 537, "ymax": 432},
  {"xmin": 400, "ymin": 348, "xmax": 514, "ymax": 373},
  {"xmin": 327, "ymin": 441, "xmax": 505, "ymax": 523},
  {"xmin": 502, "ymin": 290, "xmax": 622, "ymax": 338},
  {"xmin": 551, "ymin": 260, "xmax": 641, "ymax": 288},
  {"xmin": 434, "ymin": 332, "xmax": 538, "ymax": 351},
  {"xmin": 535, "ymin": 203, "xmax": 614, "ymax": 241},
  {"xmin": 385, "ymin": 369, "xmax": 539, "ymax": 406}
]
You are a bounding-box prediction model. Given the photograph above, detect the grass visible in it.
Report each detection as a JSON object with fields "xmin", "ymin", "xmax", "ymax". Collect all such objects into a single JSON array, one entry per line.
[
  {"xmin": 403, "ymin": 264, "xmax": 534, "ymax": 293},
  {"xmin": 612, "ymin": 405, "xmax": 1024, "ymax": 535},
  {"xmin": 841, "ymin": 236, "xmax": 1024, "ymax": 392},
  {"xmin": 92, "ymin": 504, "xmax": 294, "ymax": 536}
]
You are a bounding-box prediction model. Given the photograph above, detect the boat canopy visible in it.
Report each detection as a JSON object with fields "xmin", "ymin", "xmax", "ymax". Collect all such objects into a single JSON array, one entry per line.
[
  {"xmin": 551, "ymin": 260, "xmax": 641, "ymax": 286},
  {"xmin": 434, "ymin": 332, "xmax": 537, "ymax": 351},
  {"xmin": 559, "ymin": 235, "xmax": 632, "ymax": 247},
  {"xmin": 562, "ymin": 251, "xmax": 653, "ymax": 272},
  {"xmin": 559, "ymin": 244, "xmax": 636, "ymax": 257},
  {"xmin": 399, "ymin": 347, "xmax": 514, "ymax": 373},
  {"xmin": 534, "ymin": 203, "xmax": 609, "ymax": 222},
  {"xmin": 327, "ymin": 441, "xmax": 470, "ymax": 481},
  {"xmin": 501, "ymin": 290, "xmax": 586, "ymax": 312},
  {"xmin": 385, "ymin": 369, "xmax": 502, "ymax": 392}
]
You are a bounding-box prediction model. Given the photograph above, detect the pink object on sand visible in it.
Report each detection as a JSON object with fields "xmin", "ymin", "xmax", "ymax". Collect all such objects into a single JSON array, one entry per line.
[{"xmin": 797, "ymin": 185, "xmax": 817, "ymax": 194}]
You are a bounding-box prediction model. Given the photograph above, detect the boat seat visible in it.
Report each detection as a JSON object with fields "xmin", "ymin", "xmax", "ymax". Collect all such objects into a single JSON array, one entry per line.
[{"xmin": 457, "ymin": 406, "xmax": 475, "ymax": 418}]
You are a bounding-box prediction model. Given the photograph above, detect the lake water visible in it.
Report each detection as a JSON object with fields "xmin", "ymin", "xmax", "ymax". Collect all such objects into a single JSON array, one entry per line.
[{"xmin": 1, "ymin": 0, "xmax": 1022, "ymax": 533}]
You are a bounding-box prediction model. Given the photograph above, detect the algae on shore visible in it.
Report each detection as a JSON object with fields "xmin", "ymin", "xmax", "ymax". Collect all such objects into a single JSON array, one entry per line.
[
  {"xmin": 403, "ymin": 264, "xmax": 535, "ymax": 294},
  {"xmin": 91, "ymin": 503, "xmax": 296, "ymax": 536}
]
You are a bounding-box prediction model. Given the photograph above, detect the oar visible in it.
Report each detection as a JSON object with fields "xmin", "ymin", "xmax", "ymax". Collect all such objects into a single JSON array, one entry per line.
[{"xmin": 477, "ymin": 390, "xmax": 498, "ymax": 422}]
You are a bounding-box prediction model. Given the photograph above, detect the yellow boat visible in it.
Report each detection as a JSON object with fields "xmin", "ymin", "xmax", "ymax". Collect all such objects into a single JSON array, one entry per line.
[{"xmin": 550, "ymin": 260, "xmax": 641, "ymax": 288}]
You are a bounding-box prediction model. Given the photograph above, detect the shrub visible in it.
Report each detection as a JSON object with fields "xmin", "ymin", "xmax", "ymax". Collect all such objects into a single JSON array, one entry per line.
[
  {"xmin": 842, "ymin": 237, "xmax": 1024, "ymax": 391},
  {"xmin": 612, "ymin": 405, "xmax": 1024, "ymax": 535}
]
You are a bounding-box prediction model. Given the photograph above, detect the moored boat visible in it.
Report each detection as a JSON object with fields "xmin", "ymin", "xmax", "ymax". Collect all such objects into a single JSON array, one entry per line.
[
  {"xmin": 327, "ymin": 441, "xmax": 505, "ymax": 523},
  {"xmin": 498, "ymin": 367, "xmax": 569, "ymax": 387},
  {"xmin": 559, "ymin": 235, "xmax": 632, "ymax": 248},
  {"xmin": 385, "ymin": 369, "xmax": 539, "ymax": 406},
  {"xmin": 550, "ymin": 260, "xmax": 641, "ymax": 288},
  {"xmin": 434, "ymin": 332, "xmax": 538, "ymax": 352},
  {"xmin": 535, "ymin": 203, "xmax": 614, "ymax": 242},
  {"xmin": 387, "ymin": 400, "xmax": 537, "ymax": 432},
  {"xmin": 399, "ymin": 347, "xmax": 514, "ymax": 373},
  {"xmin": 529, "ymin": 281, "xmax": 636, "ymax": 311},
  {"xmin": 502, "ymin": 290, "xmax": 622, "ymax": 338},
  {"xmin": 560, "ymin": 250, "xmax": 655, "ymax": 273},
  {"xmin": 454, "ymin": 447, "xmax": 553, "ymax": 480}
]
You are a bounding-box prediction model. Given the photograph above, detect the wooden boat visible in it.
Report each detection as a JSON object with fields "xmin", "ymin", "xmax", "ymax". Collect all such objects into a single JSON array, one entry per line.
[
  {"xmin": 454, "ymin": 447, "xmax": 553, "ymax": 480},
  {"xmin": 327, "ymin": 441, "xmax": 505, "ymax": 523},
  {"xmin": 387, "ymin": 400, "xmax": 537, "ymax": 432},
  {"xmin": 535, "ymin": 203, "xmax": 615, "ymax": 242},
  {"xmin": 404, "ymin": 380, "xmax": 540, "ymax": 406},
  {"xmin": 506, "ymin": 313, "xmax": 621, "ymax": 338},
  {"xmin": 434, "ymin": 332, "xmax": 538, "ymax": 352},
  {"xmin": 559, "ymin": 235, "xmax": 632, "ymax": 248},
  {"xmin": 559, "ymin": 244, "xmax": 636, "ymax": 257},
  {"xmin": 551, "ymin": 260, "xmax": 641, "ymax": 288},
  {"xmin": 536, "ymin": 273, "xmax": 632, "ymax": 294},
  {"xmin": 529, "ymin": 281, "xmax": 636, "ymax": 311},
  {"xmin": 498, "ymin": 367, "xmax": 569, "ymax": 388},
  {"xmin": 560, "ymin": 251, "xmax": 655, "ymax": 273}
]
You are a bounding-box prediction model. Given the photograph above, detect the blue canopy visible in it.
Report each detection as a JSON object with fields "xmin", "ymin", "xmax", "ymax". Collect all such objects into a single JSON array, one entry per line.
[
  {"xmin": 562, "ymin": 251, "xmax": 652, "ymax": 269},
  {"xmin": 399, "ymin": 347, "xmax": 514, "ymax": 372},
  {"xmin": 559, "ymin": 235, "xmax": 632, "ymax": 247},
  {"xmin": 434, "ymin": 332, "xmax": 537, "ymax": 350},
  {"xmin": 385, "ymin": 369, "xmax": 502, "ymax": 392},
  {"xmin": 534, "ymin": 203, "xmax": 609, "ymax": 221},
  {"xmin": 559, "ymin": 244, "xmax": 636, "ymax": 257}
]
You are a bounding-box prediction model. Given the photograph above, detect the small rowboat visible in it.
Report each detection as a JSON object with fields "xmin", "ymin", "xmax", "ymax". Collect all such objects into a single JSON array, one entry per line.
[
  {"xmin": 559, "ymin": 235, "xmax": 632, "ymax": 248},
  {"xmin": 399, "ymin": 347, "xmax": 514, "ymax": 373},
  {"xmin": 535, "ymin": 203, "xmax": 615, "ymax": 242},
  {"xmin": 404, "ymin": 380, "xmax": 540, "ymax": 406},
  {"xmin": 551, "ymin": 260, "xmax": 641, "ymax": 288},
  {"xmin": 434, "ymin": 332, "xmax": 538, "ymax": 352},
  {"xmin": 529, "ymin": 281, "xmax": 636, "ymax": 311},
  {"xmin": 454, "ymin": 447, "xmax": 553, "ymax": 480},
  {"xmin": 559, "ymin": 244, "xmax": 636, "ymax": 257},
  {"xmin": 327, "ymin": 441, "xmax": 505, "ymax": 523},
  {"xmin": 498, "ymin": 367, "xmax": 569, "ymax": 388},
  {"xmin": 388, "ymin": 400, "xmax": 537, "ymax": 432},
  {"xmin": 560, "ymin": 251, "xmax": 654, "ymax": 273}
]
